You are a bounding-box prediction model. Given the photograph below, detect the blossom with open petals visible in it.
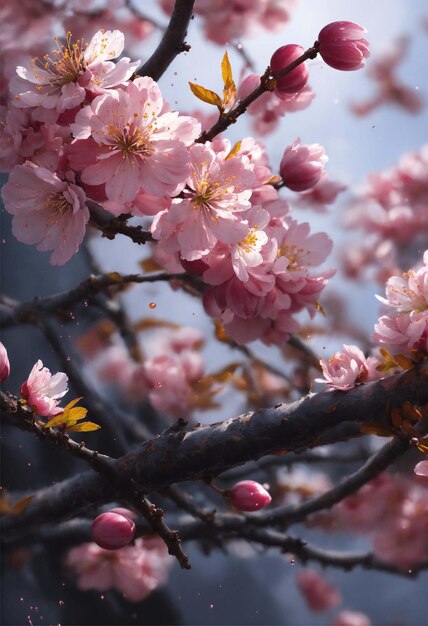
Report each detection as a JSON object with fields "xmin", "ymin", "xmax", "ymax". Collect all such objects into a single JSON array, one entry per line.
[
  {"xmin": 317, "ymin": 344, "xmax": 371, "ymax": 390},
  {"xmin": 20, "ymin": 360, "xmax": 68, "ymax": 416}
]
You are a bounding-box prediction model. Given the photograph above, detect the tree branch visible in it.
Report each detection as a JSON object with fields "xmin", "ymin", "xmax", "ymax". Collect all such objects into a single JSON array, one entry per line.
[{"xmin": 137, "ymin": 0, "xmax": 195, "ymax": 81}]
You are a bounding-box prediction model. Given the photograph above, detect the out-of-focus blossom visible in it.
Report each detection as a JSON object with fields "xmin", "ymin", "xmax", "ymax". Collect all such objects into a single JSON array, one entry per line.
[
  {"xmin": 317, "ymin": 21, "xmax": 370, "ymax": 71},
  {"xmin": 20, "ymin": 360, "xmax": 68, "ymax": 416},
  {"xmin": 296, "ymin": 569, "xmax": 341, "ymax": 612},
  {"xmin": 0, "ymin": 342, "xmax": 10, "ymax": 382},
  {"xmin": 280, "ymin": 139, "xmax": 328, "ymax": 192},
  {"xmin": 1, "ymin": 162, "xmax": 89, "ymax": 265},
  {"xmin": 414, "ymin": 460, "xmax": 428, "ymax": 481},
  {"xmin": 332, "ymin": 610, "xmax": 372, "ymax": 626},
  {"xmin": 297, "ymin": 174, "xmax": 346, "ymax": 212},
  {"xmin": 71, "ymin": 76, "xmax": 200, "ymax": 204},
  {"xmin": 66, "ymin": 538, "xmax": 172, "ymax": 602},
  {"xmin": 270, "ymin": 44, "xmax": 309, "ymax": 96}
]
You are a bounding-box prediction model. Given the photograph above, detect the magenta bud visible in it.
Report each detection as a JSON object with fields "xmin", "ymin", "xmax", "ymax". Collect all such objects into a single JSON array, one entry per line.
[
  {"xmin": 270, "ymin": 44, "xmax": 309, "ymax": 96},
  {"xmin": 0, "ymin": 342, "xmax": 10, "ymax": 383},
  {"xmin": 229, "ymin": 480, "xmax": 272, "ymax": 512},
  {"xmin": 280, "ymin": 139, "xmax": 328, "ymax": 192},
  {"xmin": 91, "ymin": 511, "xmax": 136, "ymax": 550},
  {"xmin": 317, "ymin": 21, "xmax": 370, "ymax": 71}
]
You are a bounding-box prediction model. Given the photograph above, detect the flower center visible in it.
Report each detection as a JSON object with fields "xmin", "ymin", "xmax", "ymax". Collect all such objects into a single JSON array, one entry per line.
[
  {"xmin": 32, "ymin": 32, "xmax": 86, "ymax": 88},
  {"xmin": 45, "ymin": 192, "xmax": 71, "ymax": 220},
  {"xmin": 106, "ymin": 119, "xmax": 154, "ymax": 159},
  {"xmin": 239, "ymin": 228, "xmax": 260, "ymax": 253},
  {"xmin": 278, "ymin": 243, "xmax": 308, "ymax": 270}
]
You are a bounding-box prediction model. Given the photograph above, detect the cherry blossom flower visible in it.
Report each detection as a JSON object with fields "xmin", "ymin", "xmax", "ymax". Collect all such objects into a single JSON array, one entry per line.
[
  {"xmin": 296, "ymin": 569, "xmax": 341, "ymax": 612},
  {"xmin": 0, "ymin": 342, "xmax": 10, "ymax": 383},
  {"xmin": 279, "ymin": 139, "xmax": 328, "ymax": 192},
  {"xmin": 317, "ymin": 22, "xmax": 370, "ymax": 71},
  {"xmin": 414, "ymin": 460, "xmax": 428, "ymax": 481},
  {"xmin": 151, "ymin": 142, "xmax": 255, "ymax": 261},
  {"xmin": 66, "ymin": 538, "xmax": 172, "ymax": 602},
  {"xmin": 1, "ymin": 162, "xmax": 89, "ymax": 265},
  {"xmin": 71, "ymin": 76, "xmax": 200, "ymax": 203},
  {"xmin": 20, "ymin": 360, "xmax": 68, "ymax": 416},
  {"xmin": 332, "ymin": 611, "xmax": 372, "ymax": 626},
  {"xmin": 317, "ymin": 344, "xmax": 376, "ymax": 390},
  {"xmin": 12, "ymin": 29, "xmax": 139, "ymax": 113}
]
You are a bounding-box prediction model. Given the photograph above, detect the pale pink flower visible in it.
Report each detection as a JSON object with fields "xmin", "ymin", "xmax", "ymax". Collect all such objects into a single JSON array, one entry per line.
[
  {"xmin": 2, "ymin": 162, "xmax": 89, "ymax": 265},
  {"xmin": 377, "ymin": 252, "xmax": 428, "ymax": 311},
  {"xmin": 373, "ymin": 311, "xmax": 428, "ymax": 351},
  {"xmin": 317, "ymin": 344, "xmax": 372, "ymax": 390},
  {"xmin": 66, "ymin": 538, "xmax": 172, "ymax": 602},
  {"xmin": 414, "ymin": 460, "xmax": 428, "ymax": 481},
  {"xmin": 332, "ymin": 610, "xmax": 372, "ymax": 626},
  {"xmin": 280, "ymin": 139, "xmax": 328, "ymax": 192},
  {"xmin": 12, "ymin": 30, "xmax": 139, "ymax": 113},
  {"xmin": 297, "ymin": 174, "xmax": 346, "ymax": 212},
  {"xmin": 296, "ymin": 569, "xmax": 341, "ymax": 612},
  {"xmin": 318, "ymin": 21, "xmax": 370, "ymax": 71},
  {"xmin": 72, "ymin": 77, "xmax": 200, "ymax": 203},
  {"xmin": 0, "ymin": 342, "xmax": 10, "ymax": 382},
  {"xmin": 151, "ymin": 142, "xmax": 254, "ymax": 261},
  {"xmin": 20, "ymin": 360, "xmax": 68, "ymax": 416}
]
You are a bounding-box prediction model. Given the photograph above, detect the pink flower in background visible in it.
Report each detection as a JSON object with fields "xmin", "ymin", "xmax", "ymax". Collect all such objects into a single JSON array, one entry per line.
[
  {"xmin": 280, "ymin": 139, "xmax": 328, "ymax": 192},
  {"xmin": 377, "ymin": 251, "xmax": 428, "ymax": 311},
  {"xmin": 1, "ymin": 162, "xmax": 89, "ymax": 265},
  {"xmin": 151, "ymin": 142, "xmax": 254, "ymax": 261},
  {"xmin": 296, "ymin": 569, "xmax": 341, "ymax": 612},
  {"xmin": 66, "ymin": 538, "xmax": 172, "ymax": 602},
  {"xmin": 414, "ymin": 460, "xmax": 428, "ymax": 481},
  {"xmin": 20, "ymin": 360, "xmax": 68, "ymax": 416},
  {"xmin": 332, "ymin": 611, "xmax": 372, "ymax": 626},
  {"xmin": 12, "ymin": 29, "xmax": 139, "ymax": 113},
  {"xmin": 270, "ymin": 44, "xmax": 309, "ymax": 96},
  {"xmin": 297, "ymin": 175, "xmax": 346, "ymax": 212},
  {"xmin": 318, "ymin": 21, "xmax": 370, "ymax": 71},
  {"xmin": 317, "ymin": 344, "xmax": 372, "ymax": 390},
  {"xmin": 72, "ymin": 76, "xmax": 200, "ymax": 203},
  {"xmin": 0, "ymin": 342, "xmax": 10, "ymax": 382}
]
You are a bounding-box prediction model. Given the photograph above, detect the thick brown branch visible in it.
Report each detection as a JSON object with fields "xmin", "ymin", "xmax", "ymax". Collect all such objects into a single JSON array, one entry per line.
[
  {"xmin": 2, "ymin": 363, "xmax": 427, "ymax": 537},
  {"xmin": 137, "ymin": 0, "xmax": 195, "ymax": 81}
]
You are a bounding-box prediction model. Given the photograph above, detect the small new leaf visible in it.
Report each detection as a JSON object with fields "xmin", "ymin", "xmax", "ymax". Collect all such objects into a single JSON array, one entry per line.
[
  {"xmin": 67, "ymin": 422, "xmax": 101, "ymax": 432},
  {"xmin": 189, "ymin": 82, "xmax": 223, "ymax": 109},
  {"xmin": 225, "ymin": 141, "xmax": 242, "ymax": 161},
  {"xmin": 221, "ymin": 51, "xmax": 236, "ymax": 105}
]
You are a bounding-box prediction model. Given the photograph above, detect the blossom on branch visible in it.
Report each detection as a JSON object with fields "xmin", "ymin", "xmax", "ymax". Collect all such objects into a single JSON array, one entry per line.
[{"xmin": 20, "ymin": 360, "xmax": 68, "ymax": 417}]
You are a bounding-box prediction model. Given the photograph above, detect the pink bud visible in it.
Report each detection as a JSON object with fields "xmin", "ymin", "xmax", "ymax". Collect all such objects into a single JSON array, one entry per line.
[
  {"xmin": 317, "ymin": 21, "xmax": 370, "ymax": 71},
  {"xmin": 280, "ymin": 139, "xmax": 328, "ymax": 192},
  {"xmin": 229, "ymin": 480, "xmax": 271, "ymax": 512},
  {"xmin": 0, "ymin": 342, "xmax": 10, "ymax": 383},
  {"xmin": 91, "ymin": 511, "xmax": 136, "ymax": 550},
  {"xmin": 270, "ymin": 45, "xmax": 309, "ymax": 96}
]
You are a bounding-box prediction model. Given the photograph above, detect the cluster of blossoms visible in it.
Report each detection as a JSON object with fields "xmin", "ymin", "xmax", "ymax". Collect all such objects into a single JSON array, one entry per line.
[
  {"xmin": 311, "ymin": 473, "xmax": 428, "ymax": 570},
  {"xmin": 82, "ymin": 326, "xmax": 211, "ymax": 417},
  {"xmin": 160, "ymin": 0, "xmax": 298, "ymax": 45},
  {"xmin": 66, "ymin": 537, "xmax": 172, "ymax": 602},
  {"xmin": 343, "ymin": 146, "xmax": 428, "ymax": 282}
]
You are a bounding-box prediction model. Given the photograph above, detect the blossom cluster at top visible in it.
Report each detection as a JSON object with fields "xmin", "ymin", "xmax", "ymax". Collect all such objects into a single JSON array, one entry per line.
[{"xmin": 0, "ymin": 25, "xmax": 347, "ymax": 347}]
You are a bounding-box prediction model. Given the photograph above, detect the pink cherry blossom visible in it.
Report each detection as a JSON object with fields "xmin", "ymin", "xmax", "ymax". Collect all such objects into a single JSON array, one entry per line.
[
  {"xmin": 270, "ymin": 44, "xmax": 309, "ymax": 96},
  {"xmin": 296, "ymin": 568, "xmax": 341, "ymax": 612},
  {"xmin": 297, "ymin": 174, "xmax": 346, "ymax": 212},
  {"xmin": 66, "ymin": 538, "xmax": 172, "ymax": 602},
  {"xmin": 151, "ymin": 142, "xmax": 254, "ymax": 261},
  {"xmin": 20, "ymin": 360, "xmax": 68, "ymax": 416},
  {"xmin": 317, "ymin": 344, "xmax": 376, "ymax": 390},
  {"xmin": 0, "ymin": 342, "xmax": 10, "ymax": 382},
  {"xmin": 414, "ymin": 460, "xmax": 428, "ymax": 481},
  {"xmin": 332, "ymin": 610, "xmax": 372, "ymax": 626},
  {"xmin": 1, "ymin": 162, "xmax": 89, "ymax": 265},
  {"xmin": 280, "ymin": 139, "xmax": 328, "ymax": 192},
  {"xmin": 317, "ymin": 22, "xmax": 370, "ymax": 71},
  {"xmin": 12, "ymin": 29, "xmax": 139, "ymax": 113},
  {"xmin": 71, "ymin": 77, "xmax": 200, "ymax": 203}
]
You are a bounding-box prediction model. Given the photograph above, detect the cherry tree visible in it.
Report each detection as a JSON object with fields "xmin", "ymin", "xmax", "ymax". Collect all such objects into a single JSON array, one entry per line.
[{"xmin": 1, "ymin": 1, "xmax": 427, "ymax": 624}]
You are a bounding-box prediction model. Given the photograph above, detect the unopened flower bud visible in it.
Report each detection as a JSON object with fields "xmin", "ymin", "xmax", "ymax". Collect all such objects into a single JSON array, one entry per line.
[
  {"xmin": 270, "ymin": 45, "xmax": 309, "ymax": 97},
  {"xmin": 229, "ymin": 480, "xmax": 271, "ymax": 512},
  {"xmin": 0, "ymin": 342, "xmax": 10, "ymax": 383},
  {"xmin": 280, "ymin": 139, "xmax": 328, "ymax": 192},
  {"xmin": 92, "ymin": 511, "xmax": 136, "ymax": 550},
  {"xmin": 317, "ymin": 21, "xmax": 370, "ymax": 71}
]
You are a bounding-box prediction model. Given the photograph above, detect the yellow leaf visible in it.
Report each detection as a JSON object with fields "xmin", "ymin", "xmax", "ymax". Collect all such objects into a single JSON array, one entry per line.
[
  {"xmin": 67, "ymin": 422, "xmax": 101, "ymax": 432},
  {"xmin": 188, "ymin": 82, "xmax": 223, "ymax": 108},
  {"xmin": 394, "ymin": 354, "xmax": 415, "ymax": 371},
  {"xmin": 316, "ymin": 301, "xmax": 326, "ymax": 317},
  {"xmin": 379, "ymin": 348, "xmax": 397, "ymax": 365},
  {"xmin": 11, "ymin": 495, "xmax": 34, "ymax": 516},
  {"xmin": 211, "ymin": 362, "xmax": 242, "ymax": 383},
  {"xmin": 139, "ymin": 257, "xmax": 163, "ymax": 273},
  {"xmin": 63, "ymin": 397, "xmax": 83, "ymax": 411},
  {"xmin": 107, "ymin": 271, "xmax": 123, "ymax": 282},
  {"xmin": 225, "ymin": 141, "xmax": 242, "ymax": 161},
  {"xmin": 44, "ymin": 403, "xmax": 87, "ymax": 428},
  {"xmin": 221, "ymin": 51, "xmax": 236, "ymax": 105}
]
